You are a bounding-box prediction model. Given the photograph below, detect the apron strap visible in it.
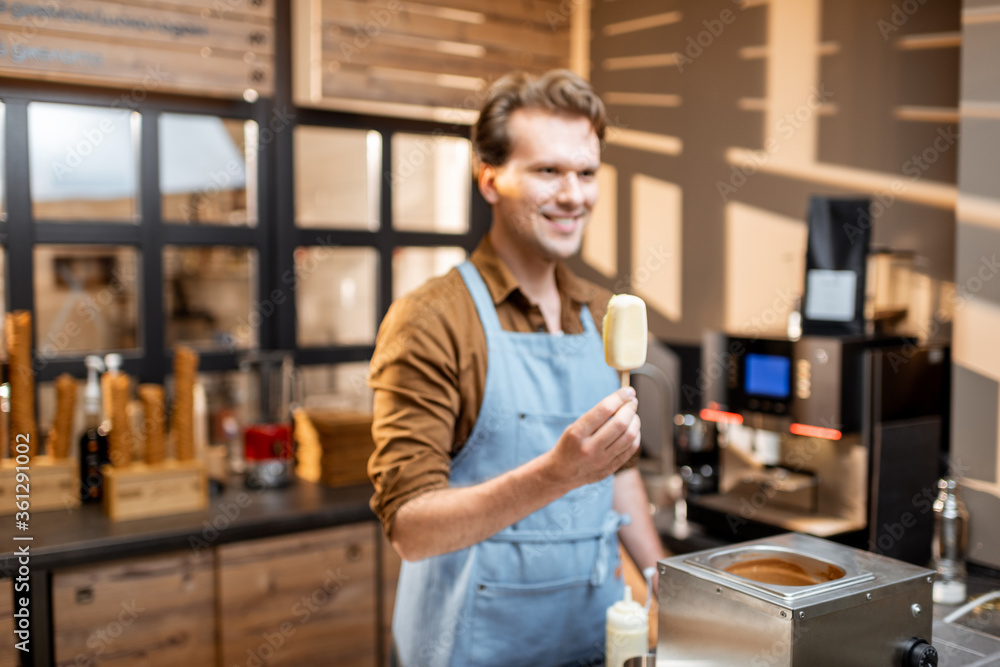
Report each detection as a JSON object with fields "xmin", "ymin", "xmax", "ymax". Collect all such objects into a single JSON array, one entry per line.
[
  {"xmin": 579, "ymin": 302, "xmax": 598, "ymax": 335},
  {"xmin": 457, "ymin": 261, "xmax": 503, "ymax": 335},
  {"xmin": 591, "ymin": 510, "xmax": 631, "ymax": 586}
]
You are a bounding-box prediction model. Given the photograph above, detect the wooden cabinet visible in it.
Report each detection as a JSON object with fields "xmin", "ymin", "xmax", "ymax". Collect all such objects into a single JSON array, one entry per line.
[
  {"xmin": 1, "ymin": 578, "xmax": 19, "ymax": 663},
  {"xmin": 51, "ymin": 551, "xmax": 215, "ymax": 667},
  {"xmin": 379, "ymin": 534, "xmax": 402, "ymax": 665},
  {"xmin": 43, "ymin": 522, "xmax": 380, "ymax": 666},
  {"xmin": 217, "ymin": 523, "xmax": 378, "ymax": 667}
]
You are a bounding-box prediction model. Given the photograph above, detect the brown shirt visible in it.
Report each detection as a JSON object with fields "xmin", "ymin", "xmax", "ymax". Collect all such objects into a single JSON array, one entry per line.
[{"xmin": 367, "ymin": 235, "xmax": 628, "ymax": 538}]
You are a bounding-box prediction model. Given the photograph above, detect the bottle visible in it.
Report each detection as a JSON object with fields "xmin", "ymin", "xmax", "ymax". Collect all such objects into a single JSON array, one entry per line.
[
  {"xmin": 932, "ymin": 477, "xmax": 969, "ymax": 605},
  {"xmin": 80, "ymin": 355, "xmax": 111, "ymax": 503},
  {"xmin": 606, "ymin": 586, "xmax": 648, "ymax": 667}
]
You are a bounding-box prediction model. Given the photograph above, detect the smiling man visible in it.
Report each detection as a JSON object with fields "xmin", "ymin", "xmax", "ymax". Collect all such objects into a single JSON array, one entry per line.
[{"xmin": 368, "ymin": 70, "xmax": 666, "ymax": 667}]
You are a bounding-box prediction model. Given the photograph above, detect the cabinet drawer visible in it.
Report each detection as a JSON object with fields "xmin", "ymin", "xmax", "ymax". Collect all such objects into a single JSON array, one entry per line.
[
  {"xmin": 52, "ymin": 551, "xmax": 215, "ymax": 667},
  {"xmin": 218, "ymin": 522, "xmax": 377, "ymax": 667},
  {"xmin": 380, "ymin": 533, "xmax": 402, "ymax": 664},
  {"xmin": 1, "ymin": 578, "xmax": 19, "ymax": 663}
]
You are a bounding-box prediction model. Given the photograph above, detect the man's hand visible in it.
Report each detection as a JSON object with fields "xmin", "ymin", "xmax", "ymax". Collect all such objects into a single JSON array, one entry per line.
[
  {"xmin": 390, "ymin": 386, "xmax": 640, "ymax": 561},
  {"xmin": 543, "ymin": 386, "xmax": 641, "ymax": 489}
]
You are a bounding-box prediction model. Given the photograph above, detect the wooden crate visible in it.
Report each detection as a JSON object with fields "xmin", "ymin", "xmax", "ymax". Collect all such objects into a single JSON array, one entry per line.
[
  {"xmin": 102, "ymin": 460, "xmax": 208, "ymax": 522},
  {"xmin": 217, "ymin": 523, "xmax": 378, "ymax": 667},
  {"xmin": 299, "ymin": 410, "xmax": 374, "ymax": 487},
  {"xmin": 52, "ymin": 551, "xmax": 216, "ymax": 667},
  {"xmin": 0, "ymin": 456, "xmax": 80, "ymax": 515}
]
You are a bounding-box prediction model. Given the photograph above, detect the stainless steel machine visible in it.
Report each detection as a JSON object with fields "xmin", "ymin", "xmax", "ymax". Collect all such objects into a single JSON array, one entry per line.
[
  {"xmin": 687, "ymin": 332, "xmax": 949, "ymax": 565},
  {"xmin": 656, "ymin": 533, "xmax": 938, "ymax": 666}
]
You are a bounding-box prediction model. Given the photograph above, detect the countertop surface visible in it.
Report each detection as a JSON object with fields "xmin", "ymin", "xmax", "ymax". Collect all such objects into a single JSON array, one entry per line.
[
  {"xmin": 933, "ymin": 573, "xmax": 1000, "ymax": 666},
  {"xmin": 0, "ymin": 476, "xmax": 375, "ymax": 573},
  {"xmin": 5, "ymin": 477, "xmax": 999, "ymax": 665}
]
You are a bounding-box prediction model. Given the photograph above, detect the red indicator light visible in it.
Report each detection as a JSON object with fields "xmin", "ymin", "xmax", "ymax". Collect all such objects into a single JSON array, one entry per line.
[
  {"xmin": 700, "ymin": 408, "xmax": 744, "ymax": 425},
  {"xmin": 790, "ymin": 423, "xmax": 842, "ymax": 440}
]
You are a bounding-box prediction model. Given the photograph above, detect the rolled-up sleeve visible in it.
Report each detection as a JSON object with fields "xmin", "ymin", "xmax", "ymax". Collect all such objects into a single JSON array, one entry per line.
[{"xmin": 367, "ymin": 288, "xmax": 464, "ymax": 539}]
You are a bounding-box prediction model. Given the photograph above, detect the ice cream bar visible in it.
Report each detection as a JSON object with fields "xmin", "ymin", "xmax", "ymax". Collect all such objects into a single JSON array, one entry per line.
[{"xmin": 602, "ymin": 294, "xmax": 648, "ymax": 389}]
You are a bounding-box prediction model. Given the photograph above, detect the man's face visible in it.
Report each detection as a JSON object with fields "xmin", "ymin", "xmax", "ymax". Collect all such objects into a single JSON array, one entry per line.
[{"xmin": 480, "ymin": 108, "xmax": 601, "ymax": 262}]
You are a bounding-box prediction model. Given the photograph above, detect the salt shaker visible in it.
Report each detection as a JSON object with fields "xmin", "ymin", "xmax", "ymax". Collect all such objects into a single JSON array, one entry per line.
[{"xmin": 932, "ymin": 477, "xmax": 969, "ymax": 605}]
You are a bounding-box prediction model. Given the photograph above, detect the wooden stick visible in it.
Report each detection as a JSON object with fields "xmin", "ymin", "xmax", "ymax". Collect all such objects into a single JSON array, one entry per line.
[
  {"xmin": 619, "ymin": 370, "xmax": 630, "ymax": 390},
  {"xmin": 50, "ymin": 373, "xmax": 78, "ymax": 459},
  {"xmin": 109, "ymin": 373, "xmax": 133, "ymax": 468},
  {"xmin": 171, "ymin": 346, "xmax": 199, "ymax": 461},
  {"xmin": 6, "ymin": 311, "xmax": 37, "ymax": 457},
  {"xmin": 139, "ymin": 384, "xmax": 166, "ymax": 465}
]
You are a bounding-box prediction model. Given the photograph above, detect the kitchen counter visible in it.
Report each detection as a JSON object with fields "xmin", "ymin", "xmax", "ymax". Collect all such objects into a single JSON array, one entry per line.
[
  {"xmin": 1, "ymin": 477, "xmax": 377, "ymax": 667},
  {"xmin": 932, "ymin": 570, "xmax": 1000, "ymax": 666},
  {"xmin": 1, "ymin": 476, "xmax": 375, "ymax": 573}
]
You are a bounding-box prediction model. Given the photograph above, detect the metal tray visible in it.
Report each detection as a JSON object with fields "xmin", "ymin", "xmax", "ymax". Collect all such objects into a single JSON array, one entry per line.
[{"xmin": 684, "ymin": 543, "xmax": 875, "ymax": 601}]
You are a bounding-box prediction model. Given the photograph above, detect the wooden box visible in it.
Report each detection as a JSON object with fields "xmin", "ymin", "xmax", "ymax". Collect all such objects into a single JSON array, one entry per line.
[
  {"xmin": 297, "ymin": 410, "xmax": 373, "ymax": 487},
  {"xmin": 0, "ymin": 456, "xmax": 80, "ymax": 515},
  {"xmin": 52, "ymin": 550, "xmax": 216, "ymax": 666},
  {"xmin": 101, "ymin": 460, "xmax": 208, "ymax": 522},
  {"xmin": 217, "ymin": 523, "xmax": 377, "ymax": 667}
]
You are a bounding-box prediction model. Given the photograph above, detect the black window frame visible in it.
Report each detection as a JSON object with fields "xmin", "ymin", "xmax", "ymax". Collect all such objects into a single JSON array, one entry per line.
[{"xmin": 0, "ymin": 2, "xmax": 489, "ymax": 401}]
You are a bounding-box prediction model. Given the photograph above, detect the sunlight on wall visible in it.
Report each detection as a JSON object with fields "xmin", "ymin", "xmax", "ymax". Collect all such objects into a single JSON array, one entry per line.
[
  {"xmin": 582, "ymin": 164, "xmax": 618, "ymax": 279},
  {"xmin": 724, "ymin": 202, "xmax": 807, "ymax": 337},
  {"xmin": 631, "ymin": 174, "xmax": 682, "ymax": 322}
]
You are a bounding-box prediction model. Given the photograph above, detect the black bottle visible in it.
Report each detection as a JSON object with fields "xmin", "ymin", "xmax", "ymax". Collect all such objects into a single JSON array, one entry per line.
[{"xmin": 80, "ymin": 355, "xmax": 111, "ymax": 502}]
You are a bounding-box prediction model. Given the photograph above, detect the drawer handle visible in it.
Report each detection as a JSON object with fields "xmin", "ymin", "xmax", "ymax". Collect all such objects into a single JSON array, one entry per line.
[
  {"xmin": 76, "ymin": 587, "xmax": 95, "ymax": 605},
  {"xmin": 347, "ymin": 545, "xmax": 363, "ymax": 561}
]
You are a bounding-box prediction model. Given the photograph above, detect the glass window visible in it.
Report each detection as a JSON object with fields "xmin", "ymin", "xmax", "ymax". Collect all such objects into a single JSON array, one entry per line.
[
  {"xmin": 391, "ymin": 133, "xmax": 471, "ymax": 233},
  {"xmin": 0, "ymin": 247, "xmax": 6, "ymax": 361},
  {"xmin": 29, "ymin": 103, "xmax": 138, "ymax": 223},
  {"xmin": 392, "ymin": 246, "xmax": 466, "ymax": 299},
  {"xmin": 198, "ymin": 368, "xmax": 255, "ymax": 443},
  {"xmin": 33, "ymin": 245, "xmax": 140, "ymax": 357},
  {"xmin": 299, "ymin": 362, "xmax": 373, "ymax": 413},
  {"xmin": 295, "ymin": 246, "xmax": 377, "ymax": 346},
  {"xmin": 294, "ymin": 127, "xmax": 380, "ymax": 230},
  {"xmin": 160, "ymin": 114, "xmax": 258, "ymax": 226},
  {"xmin": 163, "ymin": 246, "xmax": 257, "ymax": 351},
  {"xmin": 0, "ymin": 102, "xmax": 6, "ymax": 221}
]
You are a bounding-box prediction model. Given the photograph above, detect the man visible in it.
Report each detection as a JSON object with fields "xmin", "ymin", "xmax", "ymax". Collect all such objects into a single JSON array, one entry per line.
[{"xmin": 368, "ymin": 69, "xmax": 666, "ymax": 666}]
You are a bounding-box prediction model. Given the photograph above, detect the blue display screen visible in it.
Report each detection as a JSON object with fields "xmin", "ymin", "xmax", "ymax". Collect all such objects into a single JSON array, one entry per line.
[{"xmin": 744, "ymin": 353, "xmax": 791, "ymax": 399}]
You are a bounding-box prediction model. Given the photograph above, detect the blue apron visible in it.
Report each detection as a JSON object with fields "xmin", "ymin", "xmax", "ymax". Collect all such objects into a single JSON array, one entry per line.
[{"xmin": 392, "ymin": 261, "xmax": 627, "ymax": 667}]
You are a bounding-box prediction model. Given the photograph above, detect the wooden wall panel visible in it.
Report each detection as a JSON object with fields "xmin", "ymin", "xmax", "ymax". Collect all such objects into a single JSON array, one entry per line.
[
  {"xmin": 583, "ymin": 0, "xmax": 961, "ymax": 345},
  {"xmin": 952, "ymin": 0, "xmax": 1000, "ymax": 570},
  {"xmin": 0, "ymin": 0, "xmax": 274, "ymax": 98},
  {"xmin": 294, "ymin": 0, "xmax": 571, "ymax": 120}
]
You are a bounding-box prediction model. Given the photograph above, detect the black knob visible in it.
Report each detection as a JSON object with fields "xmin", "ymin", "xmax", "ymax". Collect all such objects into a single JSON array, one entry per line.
[{"xmin": 902, "ymin": 638, "xmax": 938, "ymax": 667}]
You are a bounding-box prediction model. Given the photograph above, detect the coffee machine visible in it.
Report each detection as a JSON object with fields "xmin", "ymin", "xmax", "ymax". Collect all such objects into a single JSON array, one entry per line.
[{"xmin": 686, "ymin": 332, "xmax": 949, "ymax": 565}]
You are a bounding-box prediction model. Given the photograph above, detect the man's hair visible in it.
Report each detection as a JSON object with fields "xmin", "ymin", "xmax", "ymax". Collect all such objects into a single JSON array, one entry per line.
[{"xmin": 471, "ymin": 69, "xmax": 607, "ymax": 168}]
